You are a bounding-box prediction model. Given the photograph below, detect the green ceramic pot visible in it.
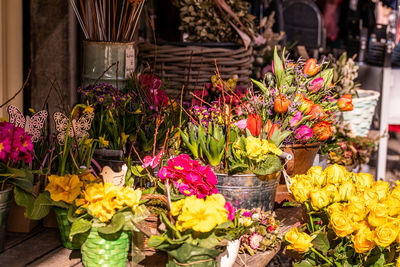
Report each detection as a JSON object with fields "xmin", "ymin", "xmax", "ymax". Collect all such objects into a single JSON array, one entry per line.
[{"xmin": 81, "ymin": 228, "xmax": 129, "ymax": 267}]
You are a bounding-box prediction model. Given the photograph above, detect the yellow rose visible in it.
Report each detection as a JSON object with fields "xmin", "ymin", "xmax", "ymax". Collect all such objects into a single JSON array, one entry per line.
[
  {"xmin": 285, "ymin": 227, "xmax": 313, "ymax": 253},
  {"xmin": 338, "ymin": 181, "xmax": 355, "ymax": 202},
  {"xmin": 392, "ymin": 183, "xmax": 400, "ymax": 200},
  {"xmin": 363, "ymin": 189, "xmax": 379, "ymax": 210},
  {"xmin": 45, "ymin": 174, "xmax": 83, "ymax": 204},
  {"xmin": 368, "ymin": 203, "xmax": 389, "ymax": 227},
  {"xmin": 396, "ymin": 230, "xmax": 400, "ymax": 244},
  {"xmin": 347, "ymin": 196, "xmax": 366, "ymax": 222},
  {"xmin": 382, "ymin": 196, "xmax": 400, "ymax": 217},
  {"xmin": 307, "ymin": 166, "xmax": 326, "ymax": 187},
  {"xmin": 290, "ymin": 178, "xmax": 312, "ymax": 203},
  {"xmin": 310, "ymin": 189, "xmax": 330, "ymax": 210},
  {"xmin": 325, "ymin": 164, "xmax": 347, "ymax": 185},
  {"xmin": 354, "ymin": 173, "xmax": 374, "ymax": 190},
  {"xmin": 371, "ymin": 181, "xmax": 390, "ymax": 201},
  {"xmin": 327, "ymin": 203, "xmax": 346, "ymax": 216},
  {"xmin": 330, "ymin": 212, "xmax": 354, "ymax": 237},
  {"xmin": 353, "ymin": 226, "xmax": 375, "ymax": 253},
  {"xmin": 374, "ymin": 223, "xmax": 399, "ymax": 247},
  {"xmin": 352, "ymin": 220, "xmax": 370, "ymax": 233},
  {"xmin": 324, "ymin": 184, "xmax": 340, "ymax": 203}
]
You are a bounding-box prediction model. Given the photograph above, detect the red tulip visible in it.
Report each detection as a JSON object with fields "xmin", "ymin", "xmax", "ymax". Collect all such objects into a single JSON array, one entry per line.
[
  {"xmin": 268, "ymin": 123, "xmax": 279, "ymax": 140},
  {"xmin": 274, "ymin": 95, "xmax": 291, "ymax": 113},
  {"xmin": 337, "ymin": 94, "xmax": 354, "ymax": 111},
  {"xmin": 247, "ymin": 114, "xmax": 262, "ymax": 137},
  {"xmin": 312, "ymin": 121, "xmax": 332, "ymax": 141},
  {"xmin": 308, "ymin": 104, "xmax": 327, "ymax": 120},
  {"xmin": 303, "ymin": 58, "xmax": 320, "ymax": 76}
]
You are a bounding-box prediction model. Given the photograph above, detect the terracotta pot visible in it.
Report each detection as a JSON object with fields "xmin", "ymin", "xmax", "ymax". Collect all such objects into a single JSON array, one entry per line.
[{"xmin": 282, "ymin": 143, "xmax": 321, "ymax": 177}]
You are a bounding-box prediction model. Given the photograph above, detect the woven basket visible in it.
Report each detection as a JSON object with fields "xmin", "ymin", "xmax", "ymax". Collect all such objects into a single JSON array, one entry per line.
[
  {"xmin": 338, "ymin": 90, "xmax": 380, "ymax": 137},
  {"xmin": 138, "ymin": 42, "xmax": 253, "ymax": 99},
  {"xmin": 54, "ymin": 207, "xmax": 82, "ymax": 250},
  {"xmin": 81, "ymin": 228, "xmax": 129, "ymax": 267}
]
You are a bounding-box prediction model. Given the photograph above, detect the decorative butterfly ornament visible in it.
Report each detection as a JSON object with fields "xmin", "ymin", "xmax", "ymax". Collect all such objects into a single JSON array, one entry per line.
[
  {"xmin": 53, "ymin": 111, "xmax": 94, "ymax": 145},
  {"xmin": 7, "ymin": 105, "xmax": 48, "ymax": 143}
]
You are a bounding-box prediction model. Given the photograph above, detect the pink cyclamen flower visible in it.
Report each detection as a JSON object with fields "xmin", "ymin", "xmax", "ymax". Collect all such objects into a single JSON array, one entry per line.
[
  {"xmin": 224, "ymin": 201, "xmax": 236, "ymax": 221},
  {"xmin": 308, "ymin": 77, "xmax": 324, "ymax": 93},
  {"xmin": 289, "ymin": 111, "xmax": 302, "ymax": 127},
  {"xmin": 294, "ymin": 125, "xmax": 313, "ymax": 141}
]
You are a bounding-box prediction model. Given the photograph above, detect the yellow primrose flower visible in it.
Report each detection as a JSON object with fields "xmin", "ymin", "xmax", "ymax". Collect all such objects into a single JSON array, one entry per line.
[
  {"xmin": 83, "ymin": 182, "xmax": 105, "ymax": 203},
  {"xmin": 371, "ymin": 180, "xmax": 390, "ymax": 201},
  {"xmin": 121, "ymin": 132, "xmax": 129, "ymax": 144},
  {"xmin": 324, "ymin": 164, "xmax": 347, "ymax": 185},
  {"xmin": 285, "ymin": 227, "xmax": 313, "ymax": 253},
  {"xmin": 353, "ymin": 226, "xmax": 376, "ymax": 253},
  {"xmin": 330, "ymin": 212, "xmax": 354, "ymax": 237},
  {"xmin": 99, "ymin": 135, "xmax": 109, "ymax": 148},
  {"xmin": 171, "ymin": 198, "xmax": 186, "ymax": 216},
  {"xmin": 79, "ymin": 172, "xmax": 99, "ymax": 183},
  {"xmin": 374, "ymin": 223, "xmax": 399, "ymax": 247},
  {"xmin": 245, "ymin": 136, "xmax": 263, "ymax": 161},
  {"xmin": 122, "ymin": 187, "xmax": 142, "ymax": 211},
  {"xmin": 260, "ymin": 139, "xmax": 282, "ymax": 156},
  {"xmin": 45, "ymin": 174, "xmax": 83, "ymax": 204},
  {"xmin": 89, "ymin": 201, "xmax": 115, "ymax": 222}
]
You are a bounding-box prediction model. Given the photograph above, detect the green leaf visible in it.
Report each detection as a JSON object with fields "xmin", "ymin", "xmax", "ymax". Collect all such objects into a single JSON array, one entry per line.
[
  {"xmin": 254, "ymin": 155, "xmax": 282, "ymax": 176},
  {"xmin": 319, "ymin": 69, "xmax": 334, "ymax": 89},
  {"xmin": 147, "ymin": 235, "xmax": 166, "ymax": 248},
  {"xmin": 312, "ymin": 232, "xmax": 330, "ymax": 255},
  {"xmin": 293, "ymin": 260, "xmax": 314, "ymax": 267},
  {"xmin": 215, "ymin": 221, "xmax": 231, "ymax": 229},
  {"xmin": 251, "ymin": 79, "xmax": 268, "ymax": 94},
  {"xmin": 273, "ymin": 47, "xmax": 285, "ymax": 89},
  {"xmin": 97, "ymin": 212, "xmax": 125, "ymax": 235},
  {"xmin": 7, "ymin": 167, "xmax": 34, "ymax": 192},
  {"xmin": 24, "ymin": 192, "xmax": 52, "ymax": 220},
  {"xmin": 364, "ymin": 248, "xmax": 385, "ymax": 267},
  {"xmin": 13, "ymin": 186, "xmax": 34, "ymax": 216},
  {"xmin": 69, "ymin": 218, "xmax": 91, "ymax": 240}
]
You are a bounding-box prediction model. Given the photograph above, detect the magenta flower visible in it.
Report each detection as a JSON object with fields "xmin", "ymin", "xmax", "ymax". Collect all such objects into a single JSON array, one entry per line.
[
  {"xmin": 0, "ymin": 139, "xmax": 11, "ymax": 161},
  {"xmin": 152, "ymin": 76, "xmax": 162, "ymax": 90},
  {"xmin": 242, "ymin": 211, "xmax": 252, "ymax": 217},
  {"xmin": 294, "ymin": 125, "xmax": 313, "ymax": 141},
  {"xmin": 0, "ymin": 122, "xmax": 34, "ymax": 164},
  {"xmin": 289, "ymin": 111, "xmax": 302, "ymax": 127},
  {"xmin": 308, "ymin": 77, "xmax": 324, "ymax": 93},
  {"xmin": 224, "ymin": 201, "xmax": 236, "ymax": 221}
]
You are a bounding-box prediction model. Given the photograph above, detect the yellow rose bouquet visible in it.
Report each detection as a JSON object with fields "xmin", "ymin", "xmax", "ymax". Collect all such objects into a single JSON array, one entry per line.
[
  {"xmin": 284, "ymin": 165, "xmax": 400, "ymax": 266},
  {"xmin": 148, "ymin": 194, "xmax": 241, "ymax": 267}
]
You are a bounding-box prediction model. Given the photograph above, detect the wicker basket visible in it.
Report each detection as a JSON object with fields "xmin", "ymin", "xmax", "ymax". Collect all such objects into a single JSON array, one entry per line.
[
  {"xmin": 138, "ymin": 42, "xmax": 253, "ymax": 99},
  {"xmin": 338, "ymin": 90, "xmax": 380, "ymax": 137}
]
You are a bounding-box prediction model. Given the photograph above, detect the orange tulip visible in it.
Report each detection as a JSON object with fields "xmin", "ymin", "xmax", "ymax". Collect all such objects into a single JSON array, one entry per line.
[
  {"xmin": 274, "ymin": 95, "xmax": 291, "ymax": 113},
  {"xmin": 268, "ymin": 123, "xmax": 279, "ymax": 140},
  {"xmin": 299, "ymin": 97, "xmax": 314, "ymax": 114},
  {"xmin": 247, "ymin": 114, "xmax": 262, "ymax": 137},
  {"xmin": 308, "ymin": 104, "xmax": 327, "ymax": 120},
  {"xmin": 338, "ymin": 94, "xmax": 354, "ymax": 111},
  {"xmin": 303, "ymin": 58, "xmax": 320, "ymax": 76},
  {"xmin": 313, "ymin": 121, "xmax": 332, "ymax": 141}
]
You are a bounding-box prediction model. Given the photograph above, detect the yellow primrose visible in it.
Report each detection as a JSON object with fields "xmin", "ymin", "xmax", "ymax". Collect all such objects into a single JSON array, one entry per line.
[
  {"xmin": 84, "ymin": 183, "xmax": 105, "ymax": 203},
  {"xmin": 371, "ymin": 180, "xmax": 390, "ymax": 201},
  {"xmin": 99, "ymin": 135, "xmax": 109, "ymax": 148},
  {"xmin": 324, "ymin": 164, "xmax": 347, "ymax": 185},
  {"xmin": 121, "ymin": 187, "xmax": 142, "ymax": 211},
  {"xmin": 79, "ymin": 172, "xmax": 99, "ymax": 183},
  {"xmin": 285, "ymin": 227, "xmax": 313, "ymax": 253},
  {"xmin": 171, "ymin": 198, "xmax": 186, "ymax": 217},
  {"xmin": 46, "ymin": 174, "xmax": 83, "ymax": 204},
  {"xmin": 89, "ymin": 201, "xmax": 115, "ymax": 222},
  {"xmin": 259, "ymin": 139, "xmax": 282, "ymax": 156},
  {"xmin": 245, "ymin": 136, "xmax": 263, "ymax": 161}
]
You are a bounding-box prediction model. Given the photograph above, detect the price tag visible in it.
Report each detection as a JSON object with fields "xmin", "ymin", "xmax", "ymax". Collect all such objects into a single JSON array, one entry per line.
[{"xmin": 125, "ymin": 47, "xmax": 136, "ymax": 78}]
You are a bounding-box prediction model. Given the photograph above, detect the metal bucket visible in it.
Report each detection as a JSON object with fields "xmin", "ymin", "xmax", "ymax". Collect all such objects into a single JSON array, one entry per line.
[
  {"xmin": 0, "ymin": 187, "xmax": 13, "ymax": 252},
  {"xmin": 215, "ymin": 172, "xmax": 280, "ymax": 211},
  {"xmin": 82, "ymin": 41, "xmax": 136, "ymax": 89}
]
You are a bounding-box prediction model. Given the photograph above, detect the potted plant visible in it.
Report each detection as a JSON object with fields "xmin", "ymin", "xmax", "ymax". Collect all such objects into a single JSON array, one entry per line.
[
  {"xmin": 285, "ymin": 165, "xmax": 400, "ymax": 265},
  {"xmin": 68, "ymin": 182, "xmax": 149, "ymax": 266},
  {"xmin": 331, "ymin": 52, "xmax": 380, "ymax": 137},
  {"xmin": 0, "ymin": 122, "xmax": 34, "ymax": 251}
]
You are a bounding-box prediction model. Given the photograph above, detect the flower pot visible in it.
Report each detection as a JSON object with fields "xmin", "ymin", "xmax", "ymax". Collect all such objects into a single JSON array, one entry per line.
[
  {"xmin": 215, "ymin": 172, "xmax": 280, "ymax": 211},
  {"xmin": 6, "ymin": 182, "xmax": 40, "ymax": 233},
  {"xmin": 217, "ymin": 239, "xmax": 240, "ymax": 267},
  {"xmin": 93, "ymin": 148, "xmax": 124, "ymax": 171},
  {"xmin": 54, "ymin": 207, "xmax": 82, "ymax": 250},
  {"xmin": 283, "ymin": 143, "xmax": 321, "ymax": 177},
  {"xmin": 337, "ymin": 89, "xmax": 380, "ymax": 137},
  {"xmin": 81, "ymin": 228, "xmax": 129, "ymax": 267},
  {"xmin": 0, "ymin": 187, "xmax": 13, "ymax": 252},
  {"xmin": 82, "ymin": 41, "xmax": 137, "ymax": 89},
  {"xmin": 166, "ymin": 243, "xmax": 220, "ymax": 267}
]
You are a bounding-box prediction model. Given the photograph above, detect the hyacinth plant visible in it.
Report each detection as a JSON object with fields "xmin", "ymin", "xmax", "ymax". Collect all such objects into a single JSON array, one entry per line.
[
  {"xmin": 248, "ymin": 47, "xmax": 354, "ymax": 145},
  {"xmin": 179, "ymin": 71, "xmax": 285, "ymax": 176},
  {"xmin": 0, "ymin": 121, "xmax": 34, "ymax": 205}
]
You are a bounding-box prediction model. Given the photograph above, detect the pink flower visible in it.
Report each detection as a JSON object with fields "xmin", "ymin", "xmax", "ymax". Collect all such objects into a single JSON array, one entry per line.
[
  {"xmin": 224, "ymin": 201, "xmax": 236, "ymax": 221},
  {"xmin": 152, "ymin": 76, "xmax": 162, "ymax": 90},
  {"xmin": 0, "ymin": 138, "xmax": 11, "ymax": 162},
  {"xmin": 193, "ymin": 90, "xmax": 209, "ymax": 105},
  {"xmin": 234, "ymin": 119, "xmax": 247, "ymax": 129},
  {"xmin": 242, "ymin": 211, "xmax": 252, "ymax": 217},
  {"xmin": 308, "ymin": 77, "xmax": 324, "ymax": 93},
  {"xmin": 289, "ymin": 111, "xmax": 302, "ymax": 127},
  {"xmin": 249, "ymin": 233, "xmax": 264, "ymax": 250},
  {"xmin": 294, "ymin": 125, "xmax": 313, "ymax": 141}
]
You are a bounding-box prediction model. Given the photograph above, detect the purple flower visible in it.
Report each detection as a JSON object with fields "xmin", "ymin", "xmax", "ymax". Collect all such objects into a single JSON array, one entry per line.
[
  {"xmin": 97, "ymin": 95, "xmax": 106, "ymax": 104},
  {"xmin": 308, "ymin": 77, "xmax": 324, "ymax": 93},
  {"xmin": 289, "ymin": 111, "xmax": 302, "ymax": 127},
  {"xmin": 294, "ymin": 125, "xmax": 313, "ymax": 141}
]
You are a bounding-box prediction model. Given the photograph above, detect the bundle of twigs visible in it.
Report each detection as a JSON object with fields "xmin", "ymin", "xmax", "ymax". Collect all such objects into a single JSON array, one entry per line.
[{"xmin": 69, "ymin": 0, "xmax": 146, "ymax": 42}]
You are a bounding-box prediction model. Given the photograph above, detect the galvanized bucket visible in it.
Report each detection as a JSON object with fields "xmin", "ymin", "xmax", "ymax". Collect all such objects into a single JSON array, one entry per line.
[
  {"xmin": 0, "ymin": 187, "xmax": 13, "ymax": 252},
  {"xmin": 215, "ymin": 172, "xmax": 280, "ymax": 211},
  {"xmin": 82, "ymin": 41, "xmax": 136, "ymax": 89}
]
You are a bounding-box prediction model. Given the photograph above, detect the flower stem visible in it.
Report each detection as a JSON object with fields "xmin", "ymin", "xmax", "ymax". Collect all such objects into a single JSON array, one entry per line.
[{"xmin": 311, "ymin": 247, "xmax": 333, "ymax": 266}]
